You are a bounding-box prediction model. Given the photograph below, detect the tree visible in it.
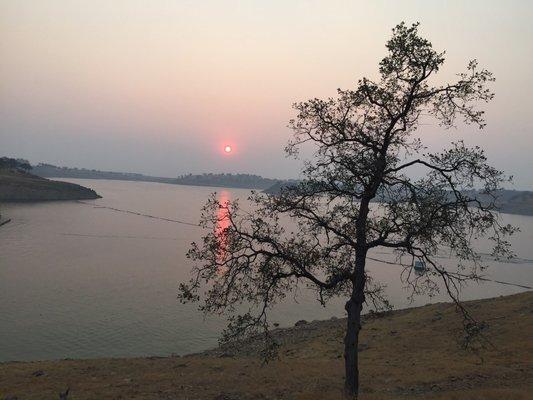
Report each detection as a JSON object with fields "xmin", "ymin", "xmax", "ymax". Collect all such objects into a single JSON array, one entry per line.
[
  {"xmin": 179, "ymin": 23, "xmax": 516, "ymax": 398},
  {"xmin": 0, "ymin": 157, "xmax": 31, "ymax": 171}
]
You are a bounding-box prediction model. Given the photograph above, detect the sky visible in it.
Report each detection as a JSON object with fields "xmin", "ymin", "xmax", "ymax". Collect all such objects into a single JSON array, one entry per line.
[{"xmin": 1, "ymin": 1, "xmax": 532, "ymax": 188}]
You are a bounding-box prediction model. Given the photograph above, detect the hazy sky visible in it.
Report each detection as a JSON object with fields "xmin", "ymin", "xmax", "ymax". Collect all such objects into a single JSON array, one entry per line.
[{"xmin": 1, "ymin": 1, "xmax": 532, "ymax": 188}]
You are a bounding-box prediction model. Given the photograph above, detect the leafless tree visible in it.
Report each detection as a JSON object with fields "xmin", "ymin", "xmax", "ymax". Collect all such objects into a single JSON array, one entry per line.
[{"xmin": 179, "ymin": 22, "xmax": 516, "ymax": 398}]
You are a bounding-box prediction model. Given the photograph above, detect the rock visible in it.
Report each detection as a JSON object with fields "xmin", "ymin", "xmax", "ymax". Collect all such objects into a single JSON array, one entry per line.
[
  {"xmin": 431, "ymin": 384, "xmax": 441, "ymax": 392},
  {"xmin": 31, "ymin": 370, "xmax": 45, "ymax": 377},
  {"xmin": 358, "ymin": 343, "xmax": 370, "ymax": 352},
  {"xmin": 58, "ymin": 388, "xmax": 70, "ymax": 400},
  {"xmin": 294, "ymin": 320, "xmax": 308, "ymax": 327},
  {"xmin": 213, "ymin": 394, "xmax": 235, "ymax": 400},
  {"xmin": 431, "ymin": 311, "xmax": 443, "ymax": 322}
]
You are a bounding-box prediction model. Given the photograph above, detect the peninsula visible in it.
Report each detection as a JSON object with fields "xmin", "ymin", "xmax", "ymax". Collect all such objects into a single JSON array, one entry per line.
[{"xmin": 0, "ymin": 168, "xmax": 100, "ymax": 202}]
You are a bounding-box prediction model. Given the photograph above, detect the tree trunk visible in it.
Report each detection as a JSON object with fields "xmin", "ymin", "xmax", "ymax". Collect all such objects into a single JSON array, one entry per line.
[
  {"xmin": 344, "ymin": 266, "xmax": 366, "ymax": 398},
  {"xmin": 345, "ymin": 192, "xmax": 370, "ymax": 398}
]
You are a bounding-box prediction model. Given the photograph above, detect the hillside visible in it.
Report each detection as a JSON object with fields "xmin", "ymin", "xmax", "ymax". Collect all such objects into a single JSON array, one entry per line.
[
  {"xmin": 174, "ymin": 173, "xmax": 282, "ymax": 189},
  {"xmin": 32, "ymin": 164, "xmax": 286, "ymax": 190},
  {"xmin": 263, "ymin": 180, "xmax": 297, "ymax": 194},
  {"xmin": 496, "ymin": 190, "xmax": 533, "ymax": 216},
  {"xmin": 31, "ymin": 163, "xmax": 176, "ymax": 184},
  {"xmin": 1, "ymin": 291, "xmax": 531, "ymax": 399},
  {"xmin": 0, "ymin": 168, "xmax": 100, "ymax": 202},
  {"xmin": 264, "ymin": 183, "xmax": 533, "ymax": 216}
]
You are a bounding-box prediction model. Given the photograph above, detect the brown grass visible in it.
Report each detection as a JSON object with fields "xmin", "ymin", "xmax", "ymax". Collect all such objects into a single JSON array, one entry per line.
[{"xmin": 1, "ymin": 291, "xmax": 532, "ymax": 399}]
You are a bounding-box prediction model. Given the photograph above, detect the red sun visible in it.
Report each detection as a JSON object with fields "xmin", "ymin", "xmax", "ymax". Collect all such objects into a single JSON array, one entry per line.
[{"xmin": 224, "ymin": 145, "xmax": 232, "ymax": 153}]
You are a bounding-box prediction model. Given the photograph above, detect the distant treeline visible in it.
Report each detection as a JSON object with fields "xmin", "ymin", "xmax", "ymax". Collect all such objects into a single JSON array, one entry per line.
[
  {"xmin": 264, "ymin": 181, "xmax": 533, "ymax": 216},
  {"xmin": 472, "ymin": 190, "xmax": 533, "ymax": 216},
  {"xmin": 175, "ymin": 173, "xmax": 284, "ymax": 189},
  {"xmin": 32, "ymin": 163, "xmax": 176, "ymax": 184},
  {"xmin": 31, "ymin": 163, "xmax": 288, "ymax": 189},
  {"xmin": 0, "ymin": 157, "xmax": 31, "ymax": 171},
  {"xmin": 7, "ymin": 159, "xmax": 532, "ymax": 215}
]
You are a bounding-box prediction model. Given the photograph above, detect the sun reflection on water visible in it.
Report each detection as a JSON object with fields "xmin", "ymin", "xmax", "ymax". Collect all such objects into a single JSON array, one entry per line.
[{"xmin": 215, "ymin": 190, "xmax": 230, "ymax": 268}]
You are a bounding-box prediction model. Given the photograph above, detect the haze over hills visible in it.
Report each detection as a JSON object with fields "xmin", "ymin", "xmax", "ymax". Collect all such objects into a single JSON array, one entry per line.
[
  {"xmin": 174, "ymin": 173, "xmax": 285, "ymax": 190},
  {"xmin": 263, "ymin": 181, "xmax": 533, "ymax": 217},
  {"xmin": 32, "ymin": 163, "xmax": 177, "ymax": 184},
  {"xmin": 31, "ymin": 163, "xmax": 287, "ymax": 190},
  {"xmin": 2, "ymin": 159, "xmax": 532, "ymax": 215},
  {"xmin": 1, "ymin": 4, "xmax": 532, "ymax": 399}
]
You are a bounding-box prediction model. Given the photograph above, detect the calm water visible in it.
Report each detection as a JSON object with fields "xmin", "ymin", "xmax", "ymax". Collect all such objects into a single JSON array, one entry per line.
[{"xmin": 1, "ymin": 179, "xmax": 532, "ymax": 362}]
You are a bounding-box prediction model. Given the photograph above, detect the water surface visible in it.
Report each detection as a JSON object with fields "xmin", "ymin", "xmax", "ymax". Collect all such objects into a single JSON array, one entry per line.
[{"xmin": 1, "ymin": 179, "xmax": 531, "ymax": 362}]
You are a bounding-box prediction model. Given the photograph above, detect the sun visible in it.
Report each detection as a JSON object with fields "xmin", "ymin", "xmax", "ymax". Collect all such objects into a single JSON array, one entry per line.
[{"xmin": 224, "ymin": 145, "xmax": 232, "ymax": 153}]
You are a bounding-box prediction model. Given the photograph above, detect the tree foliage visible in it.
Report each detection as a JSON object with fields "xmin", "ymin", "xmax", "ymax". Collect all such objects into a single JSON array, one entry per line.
[
  {"xmin": 0, "ymin": 157, "xmax": 32, "ymax": 171},
  {"xmin": 179, "ymin": 22, "xmax": 516, "ymax": 397}
]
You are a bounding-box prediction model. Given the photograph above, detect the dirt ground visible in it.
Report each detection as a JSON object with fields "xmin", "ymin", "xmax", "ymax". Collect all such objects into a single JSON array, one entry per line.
[{"xmin": 1, "ymin": 291, "xmax": 532, "ymax": 399}]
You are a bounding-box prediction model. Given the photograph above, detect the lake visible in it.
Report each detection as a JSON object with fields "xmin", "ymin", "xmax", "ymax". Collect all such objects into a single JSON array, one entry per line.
[{"xmin": 1, "ymin": 179, "xmax": 532, "ymax": 362}]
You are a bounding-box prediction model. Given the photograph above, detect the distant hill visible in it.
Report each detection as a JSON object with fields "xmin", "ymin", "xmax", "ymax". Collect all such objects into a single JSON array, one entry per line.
[
  {"xmin": 31, "ymin": 164, "xmax": 287, "ymax": 190},
  {"xmin": 174, "ymin": 173, "xmax": 282, "ymax": 189},
  {"xmin": 22, "ymin": 162, "xmax": 533, "ymax": 216},
  {"xmin": 263, "ymin": 182, "xmax": 533, "ymax": 216},
  {"xmin": 0, "ymin": 157, "xmax": 31, "ymax": 171},
  {"xmin": 32, "ymin": 163, "xmax": 176, "ymax": 184},
  {"xmin": 263, "ymin": 180, "xmax": 299, "ymax": 194},
  {"xmin": 488, "ymin": 190, "xmax": 533, "ymax": 216},
  {"xmin": 0, "ymin": 168, "xmax": 100, "ymax": 202}
]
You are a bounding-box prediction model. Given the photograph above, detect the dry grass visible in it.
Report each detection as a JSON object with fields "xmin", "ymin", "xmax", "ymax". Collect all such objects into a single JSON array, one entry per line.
[{"xmin": 1, "ymin": 291, "xmax": 532, "ymax": 399}]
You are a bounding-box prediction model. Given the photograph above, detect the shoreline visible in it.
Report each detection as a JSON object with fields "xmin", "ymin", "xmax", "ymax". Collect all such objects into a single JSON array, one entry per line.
[
  {"xmin": 30, "ymin": 176, "xmax": 533, "ymax": 219},
  {"xmin": 1, "ymin": 290, "xmax": 529, "ymax": 365},
  {"xmin": 1, "ymin": 291, "xmax": 531, "ymax": 399},
  {"xmin": 0, "ymin": 168, "xmax": 100, "ymax": 203}
]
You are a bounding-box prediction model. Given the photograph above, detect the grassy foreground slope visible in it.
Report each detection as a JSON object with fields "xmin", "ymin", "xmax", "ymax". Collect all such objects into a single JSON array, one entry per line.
[
  {"xmin": 1, "ymin": 292, "xmax": 532, "ymax": 399},
  {"xmin": 0, "ymin": 169, "xmax": 100, "ymax": 202}
]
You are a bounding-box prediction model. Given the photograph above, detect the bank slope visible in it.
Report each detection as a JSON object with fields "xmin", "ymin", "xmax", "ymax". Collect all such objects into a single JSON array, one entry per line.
[
  {"xmin": 1, "ymin": 291, "xmax": 532, "ymax": 399},
  {"xmin": 0, "ymin": 169, "xmax": 100, "ymax": 202}
]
